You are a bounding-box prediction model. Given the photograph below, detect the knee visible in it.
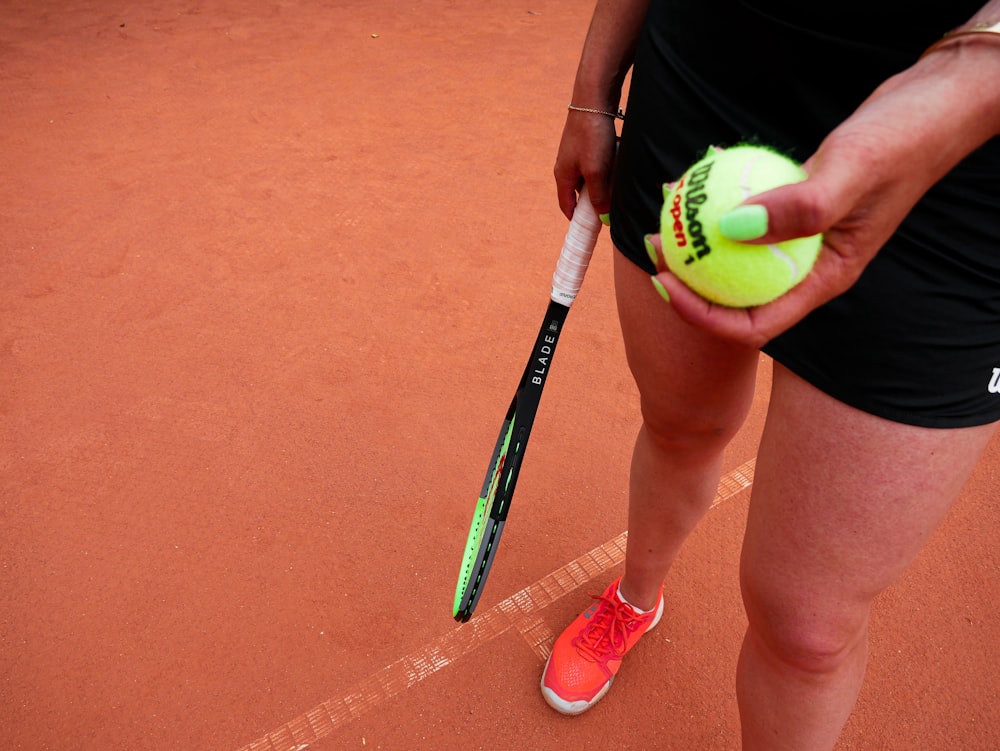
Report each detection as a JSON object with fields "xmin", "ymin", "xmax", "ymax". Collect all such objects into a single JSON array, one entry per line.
[
  {"xmin": 640, "ymin": 395, "xmax": 745, "ymax": 460},
  {"xmin": 750, "ymin": 616, "xmax": 866, "ymax": 677},
  {"xmin": 740, "ymin": 570, "xmax": 871, "ymax": 676}
]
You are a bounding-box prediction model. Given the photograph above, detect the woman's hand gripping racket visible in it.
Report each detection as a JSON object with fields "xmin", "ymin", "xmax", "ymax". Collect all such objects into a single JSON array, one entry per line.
[{"xmin": 453, "ymin": 186, "xmax": 603, "ymax": 622}]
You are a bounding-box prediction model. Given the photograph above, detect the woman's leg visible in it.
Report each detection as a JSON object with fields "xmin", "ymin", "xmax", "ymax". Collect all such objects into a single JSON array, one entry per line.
[
  {"xmin": 613, "ymin": 251, "xmax": 760, "ymax": 609},
  {"xmin": 540, "ymin": 251, "xmax": 761, "ymax": 715},
  {"xmin": 738, "ymin": 363, "xmax": 996, "ymax": 750}
]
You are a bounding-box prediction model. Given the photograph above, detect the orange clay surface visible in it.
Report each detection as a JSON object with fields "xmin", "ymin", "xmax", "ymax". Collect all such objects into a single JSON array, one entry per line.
[{"xmin": 2, "ymin": 2, "xmax": 998, "ymax": 749}]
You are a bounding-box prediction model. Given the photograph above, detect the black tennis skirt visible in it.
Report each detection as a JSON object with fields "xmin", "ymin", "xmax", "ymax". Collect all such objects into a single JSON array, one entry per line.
[{"xmin": 609, "ymin": 0, "xmax": 1000, "ymax": 428}]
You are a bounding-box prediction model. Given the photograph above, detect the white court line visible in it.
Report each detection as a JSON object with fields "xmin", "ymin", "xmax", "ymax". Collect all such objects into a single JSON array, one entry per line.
[{"xmin": 235, "ymin": 458, "xmax": 756, "ymax": 751}]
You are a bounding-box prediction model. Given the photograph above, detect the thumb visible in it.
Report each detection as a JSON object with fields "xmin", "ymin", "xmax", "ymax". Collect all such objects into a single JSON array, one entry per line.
[
  {"xmin": 718, "ymin": 154, "xmax": 858, "ymax": 246},
  {"xmin": 718, "ymin": 180, "xmax": 824, "ymax": 245},
  {"xmin": 580, "ymin": 173, "xmax": 613, "ymax": 225}
]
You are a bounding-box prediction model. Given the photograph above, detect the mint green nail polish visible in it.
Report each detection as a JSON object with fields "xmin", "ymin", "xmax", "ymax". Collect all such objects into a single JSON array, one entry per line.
[
  {"xmin": 651, "ymin": 276, "xmax": 671, "ymax": 304},
  {"xmin": 719, "ymin": 204, "xmax": 769, "ymax": 241},
  {"xmin": 599, "ymin": 212, "xmax": 611, "ymax": 227},
  {"xmin": 643, "ymin": 235, "xmax": 658, "ymax": 267}
]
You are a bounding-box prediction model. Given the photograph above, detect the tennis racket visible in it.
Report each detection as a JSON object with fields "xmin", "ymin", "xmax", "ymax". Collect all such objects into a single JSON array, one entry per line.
[{"xmin": 453, "ymin": 185, "xmax": 603, "ymax": 622}]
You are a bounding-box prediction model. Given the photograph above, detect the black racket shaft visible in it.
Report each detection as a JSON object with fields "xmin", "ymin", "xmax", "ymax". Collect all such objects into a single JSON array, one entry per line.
[{"xmin": 454, "ymin": 300, "xmax": 569, "ymax": 622}]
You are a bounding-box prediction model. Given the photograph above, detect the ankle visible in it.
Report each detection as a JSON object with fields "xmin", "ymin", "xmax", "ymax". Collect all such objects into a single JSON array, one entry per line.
[{"xmin": 617, "ymin": 578, "xmax": 662, "ymax": 613}]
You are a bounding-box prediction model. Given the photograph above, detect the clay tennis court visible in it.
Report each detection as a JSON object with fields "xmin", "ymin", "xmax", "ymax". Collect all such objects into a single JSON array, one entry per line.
[{"xmin": 3, "ymin": 2, "xmax": 998, "ymax": 749}]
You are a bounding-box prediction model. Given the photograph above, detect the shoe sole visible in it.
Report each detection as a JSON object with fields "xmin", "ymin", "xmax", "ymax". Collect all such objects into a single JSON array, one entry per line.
[{"xmin": 539, "ymin": 595, "xmax": 665, "ymax": 716}]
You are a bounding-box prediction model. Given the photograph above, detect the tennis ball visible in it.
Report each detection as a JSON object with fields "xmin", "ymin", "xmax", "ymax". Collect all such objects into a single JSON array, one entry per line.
[{"xmin": 656, "ymin": 144, "xmax": 821, "ymax": 307}]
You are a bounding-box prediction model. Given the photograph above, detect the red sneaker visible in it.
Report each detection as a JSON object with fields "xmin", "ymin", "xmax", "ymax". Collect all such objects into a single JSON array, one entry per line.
[{"xmin": 541, "ymin": 577, "xmax": 663, "ymax": 715}]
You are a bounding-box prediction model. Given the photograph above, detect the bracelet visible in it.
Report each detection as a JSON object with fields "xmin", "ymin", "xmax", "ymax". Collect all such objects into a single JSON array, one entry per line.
[
  {"xmin": 920, "ymin": 20, "xmax": 1000, "ymax": 59},
  {"xmin": 567, "ymin": 104, "xmax": 625, "ymax": 120}
]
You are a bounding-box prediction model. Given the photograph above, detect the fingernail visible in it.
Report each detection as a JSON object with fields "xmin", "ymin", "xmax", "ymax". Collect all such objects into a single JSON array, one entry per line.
[
  {"xmin": 599, "ymin": 212, "xmax": 610, "ymax": 227},
  {"xmin": 643, "ymin": 234, "xmax": 658, "ymax": 267},
  {"xmin": 719, "ymin": 204, "xmax": 769, "ymax": 241},
  {"xmin": 650, "ymin": 276, "xmax": 671, "ymax": 303}
]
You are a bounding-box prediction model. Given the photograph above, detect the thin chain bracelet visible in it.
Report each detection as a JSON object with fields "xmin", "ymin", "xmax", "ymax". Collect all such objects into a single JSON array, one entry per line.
[{"xmin": 567, "ymin": 104, "xmax": 625, "ymax": 120}]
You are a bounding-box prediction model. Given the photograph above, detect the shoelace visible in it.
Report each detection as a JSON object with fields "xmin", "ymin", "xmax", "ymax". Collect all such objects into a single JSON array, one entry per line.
[{"xmin": 572, "ymin": 593, "xmax": 649, "ymax": 663}]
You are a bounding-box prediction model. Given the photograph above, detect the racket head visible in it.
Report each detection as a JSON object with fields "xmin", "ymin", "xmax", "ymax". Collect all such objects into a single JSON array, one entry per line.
[{"xmin": 453, "ymin": 413, "xmax": 515, "ymax": 621}]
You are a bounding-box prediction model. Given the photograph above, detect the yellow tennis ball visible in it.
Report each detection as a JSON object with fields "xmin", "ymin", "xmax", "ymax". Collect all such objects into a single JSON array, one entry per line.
[{"xmin": 656, "ymin": 144, "xmax": 821, "ymax": 307}]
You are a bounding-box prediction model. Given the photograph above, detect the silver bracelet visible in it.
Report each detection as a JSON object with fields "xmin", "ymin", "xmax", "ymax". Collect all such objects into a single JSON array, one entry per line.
[
  {"xmin": 921, "ymin": 20, "xmax": 1000, "ymax": 59},
  {"xmin": 567, "ymin": 104, "xmax": 625, "ymax": 120}
]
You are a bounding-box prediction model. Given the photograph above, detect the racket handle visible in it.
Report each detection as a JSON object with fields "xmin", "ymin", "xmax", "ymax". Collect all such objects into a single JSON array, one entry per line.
[{"xmin": 550, "ymin": 184, "xmax": 602, "ymax": 306}]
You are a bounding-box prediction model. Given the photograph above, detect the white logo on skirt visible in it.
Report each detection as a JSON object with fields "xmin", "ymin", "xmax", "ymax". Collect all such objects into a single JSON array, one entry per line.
[{"xmin": 990, "ymin": 368, "xmax": 1000, "ymax": 394}]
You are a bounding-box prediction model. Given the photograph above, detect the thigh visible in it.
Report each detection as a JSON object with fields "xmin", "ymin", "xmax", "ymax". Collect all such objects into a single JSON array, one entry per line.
[
  {"xmin": 613, "ymin": 250, "xmax": 759, "ymax": 442},
  {"xmin": 742, "ymin": 362, "xmax": 997, "ymax": 632}
]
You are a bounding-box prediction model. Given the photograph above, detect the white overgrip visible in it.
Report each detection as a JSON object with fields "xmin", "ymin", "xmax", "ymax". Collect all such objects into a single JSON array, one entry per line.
[{"xmin": 550, "ymin": 184, "xmax": 602, "ymax": 306}]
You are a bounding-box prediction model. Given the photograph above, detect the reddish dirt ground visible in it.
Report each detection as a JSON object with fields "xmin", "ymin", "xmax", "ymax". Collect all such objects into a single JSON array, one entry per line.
[{"xmin": 2, "ymin": 2, "xmax": 998, "ymax": 749}]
